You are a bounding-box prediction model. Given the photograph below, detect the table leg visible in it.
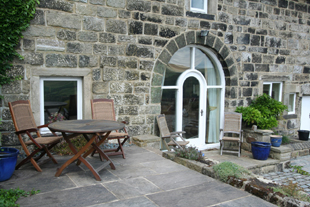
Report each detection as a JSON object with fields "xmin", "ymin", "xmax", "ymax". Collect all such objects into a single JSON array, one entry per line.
[
  {"xmin": 55, "ymin": 133, "xmax": 102, "ymax": 181},
  {"xmin": 82, "ymin": 133, "xmax": 116, "ymax": 170},
  {"xmin": 77, "ymin": 131, "xmax": 110, "ymax": 165}
]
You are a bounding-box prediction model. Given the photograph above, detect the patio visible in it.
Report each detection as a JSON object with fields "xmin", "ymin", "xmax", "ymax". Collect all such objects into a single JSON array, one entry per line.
[{"xmin": 0, "ymin": 145, "xmax": 275, "ymax": 207}]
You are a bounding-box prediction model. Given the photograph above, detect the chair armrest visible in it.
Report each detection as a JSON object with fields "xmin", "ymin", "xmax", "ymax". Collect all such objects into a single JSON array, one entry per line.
[
  {"xmin": 37, "ymin": 124, "xmax": 49, "ymax": 129},
  {"xmin": 15, "ymin": 128, "xmax": 38, "ymax": 135},
  {"xmin": 171, "ymin": 131, "xmax": 186, "ymax": 135}
]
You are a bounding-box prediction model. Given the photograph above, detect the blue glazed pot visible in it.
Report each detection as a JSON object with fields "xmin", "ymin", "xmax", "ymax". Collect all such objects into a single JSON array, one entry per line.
[
  {"xmin": 270, "ymin": 135, "xmax": 282, "ymax": 147},
  {"xmin": 0, "ymin": 147, "xmax": 19, "ymax": 182},
  {"xmin": 251, "ymin": 142, "xmax": 271, "ymax": 160}
]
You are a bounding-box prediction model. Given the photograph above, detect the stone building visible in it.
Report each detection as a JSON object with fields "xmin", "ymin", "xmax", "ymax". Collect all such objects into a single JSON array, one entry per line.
[{"xmin": 1, "ymin": 0, "xmax": 310, "ymax": 150}]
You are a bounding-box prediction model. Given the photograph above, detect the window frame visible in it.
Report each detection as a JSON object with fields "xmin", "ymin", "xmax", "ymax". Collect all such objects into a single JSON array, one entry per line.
[
  {"xmin": 263, "ymin": 82, "xmax": 283, "ymax": 102},
  {"xmin": 288, "ymin": 93, "xmax": 296, "ymax": 114},
  {"xmin": 40, "ymin": 77, "xmax": 83, "ymax": 133},
  {"xmin": 190, "ymin": 0, "xmax": 208, "ymax": 13}
]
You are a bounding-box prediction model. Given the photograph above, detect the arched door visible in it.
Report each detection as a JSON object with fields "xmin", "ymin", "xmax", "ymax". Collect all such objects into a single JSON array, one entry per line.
[{"xmin": 161, "ymin": 45, "xmax": 225, "ymax": 150}]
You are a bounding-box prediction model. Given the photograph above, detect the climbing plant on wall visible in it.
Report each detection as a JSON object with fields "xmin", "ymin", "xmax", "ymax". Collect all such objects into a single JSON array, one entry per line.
[{"xmin": 0, "ymin": 0, "xmax": 39, "ymax": 86}]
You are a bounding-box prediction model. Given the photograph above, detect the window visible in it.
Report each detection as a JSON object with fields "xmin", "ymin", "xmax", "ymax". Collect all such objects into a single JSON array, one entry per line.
[
  {"xmin": 191, "ymin": 0, "xmax": 208, "ymax": 13},
  {"xmin": 40, "ymin": 77, "xmax": 82, "ymax": 133},
  {"xmin": 288, "ymin": 93, "xmax": 296, "ymax": 114},
  {"xmin": 263, "ymin": 82, "xmax": 282, "ymax": 101}
]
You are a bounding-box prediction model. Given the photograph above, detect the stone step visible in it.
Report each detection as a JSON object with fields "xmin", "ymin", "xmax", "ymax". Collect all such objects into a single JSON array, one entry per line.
[{"xmin": 132, "ymin": 135, "xmax": 161, "ymax": 148}]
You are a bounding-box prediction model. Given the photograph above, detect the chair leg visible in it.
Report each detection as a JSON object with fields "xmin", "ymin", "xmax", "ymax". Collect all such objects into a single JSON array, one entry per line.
[
  {"xmin": 220, "ymin": 140, "xmax": 223, "ymax": 155},
  {"xmin": 16, "ymin": 148, "xmax": 43, "ymax": 172},
  {"xmin": 238, "ymin": 142, "xmax": 241, "ymax": 157}
]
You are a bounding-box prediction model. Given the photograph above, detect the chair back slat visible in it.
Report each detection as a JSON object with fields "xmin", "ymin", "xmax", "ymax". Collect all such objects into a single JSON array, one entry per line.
[
  {"xmin": 91, "ymin": 99, "xmax": 115, "ymax": 121},
  {"xmin": 223, "ymin": 112, "xmax": 242, "ymax": 133},
  {"xmin": 9, "ymin": 100, "xmax": 37, "ymax": 131},
  {"xmin": 156, "ymin": 114, "xmax": 171, "ymax": 138}
]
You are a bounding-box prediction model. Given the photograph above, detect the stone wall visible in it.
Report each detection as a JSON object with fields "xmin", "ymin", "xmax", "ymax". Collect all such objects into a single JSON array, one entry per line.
[{"xmin": 1, "ymin": 0, "xmax": 310, "ymax": 147}]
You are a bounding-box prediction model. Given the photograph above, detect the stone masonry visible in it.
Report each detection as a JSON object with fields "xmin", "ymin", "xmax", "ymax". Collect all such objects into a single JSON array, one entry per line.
[{"xmin": 1, "ymin": 0, "xmax": 310, "ymax": 148}]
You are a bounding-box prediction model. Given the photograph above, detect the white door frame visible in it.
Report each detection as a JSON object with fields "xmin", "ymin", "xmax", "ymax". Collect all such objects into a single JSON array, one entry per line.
[
  {"xmin": 301, "ymin": 96, "xmax": 310, "ymax": 132},
  {"xmin": 176, "ymin": 69, "xmax": 207, "ymax": 148}
]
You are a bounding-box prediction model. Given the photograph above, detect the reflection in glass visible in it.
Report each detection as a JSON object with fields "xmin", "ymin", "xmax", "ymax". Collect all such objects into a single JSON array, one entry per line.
[
  {"xmin": 160, "ymin": 89, "xmax": 176, "ymax": 150},
  {"xmin": 183, "ymin": 77, "xmax": 199, "ymax": 139},
  {"xmin": 44, "ymin": 81, "xmax": 77, "ymax": 124},
  {"xmin": 195, "ymin": 48, "xmax": 220, "ymax": 85},
  {"xmin": 272, "ymin": 83, "xmax": 281, "ymax": 101},
  {"xmin": 191, "ymin": 0, "xmax": 204, "ymax": 10},
  {"xmin": 206, "ymin": 88, "xmax": 221, "ymax": 143},
  {"xmin": 165, "ymin": 47, "xmax": 190, "ymax": 86}
]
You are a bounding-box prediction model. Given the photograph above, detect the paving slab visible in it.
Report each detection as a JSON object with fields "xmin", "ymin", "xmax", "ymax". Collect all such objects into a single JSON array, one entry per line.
[
  {"xmin": 214, "ymin": 195, "xmax": 276, "ymax": 207},
  {"xmin": 147, "ymin": 181, "xmax": 249, "ymax": 207}
]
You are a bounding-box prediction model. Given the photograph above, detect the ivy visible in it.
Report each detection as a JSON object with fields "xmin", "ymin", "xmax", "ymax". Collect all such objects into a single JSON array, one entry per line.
[{"xmin": 0, "ymin": 0, "xmax": 39, "ymax": 86}]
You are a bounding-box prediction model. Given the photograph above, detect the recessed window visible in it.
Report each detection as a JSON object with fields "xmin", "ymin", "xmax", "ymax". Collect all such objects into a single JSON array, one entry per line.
[
  {"xmin": 40, "ymin": 77, "xmax": 82, "ymax": 133},
  {"xmin": 263, "ymin": 82, "xmax": 282, "ymax": 101},
  {"xmin": 191, "ymin": 0, "xmax": 208, "ymax": 13},
  {"xmin": 288, "ymin": 93, "xmax": 296, "ymax": 114}
]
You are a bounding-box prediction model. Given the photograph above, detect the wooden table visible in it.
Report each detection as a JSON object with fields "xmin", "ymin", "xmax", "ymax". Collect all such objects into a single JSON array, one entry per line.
[{"xmin": 48, "ymin": 119, "xmax": 125, "ymax": 181}]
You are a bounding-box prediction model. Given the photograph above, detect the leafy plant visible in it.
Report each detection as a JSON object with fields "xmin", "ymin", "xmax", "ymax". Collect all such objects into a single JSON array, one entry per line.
[
  {"xmin": 235, "ymin": 94, "xmax": 287, "ymax": 129},
  {"xmin": 174, "ymin": 146, "xmax": 204, "ymax": 161},
  {"xmin": 282, "ymin": 135, "xmax": 290, "ymax": 144},
  {"xmin": 52, "ymin": 135, "xmax": 90, "ymax": 155},
  {"xmin": 0, "ymin": 188, "xmax": 40, "ymax": 207},
  {"xmin": 272, "ymin": 181, "xmax": 310, "ymax": 202},
  {"xmin": 0, "ymin": 0, "xmax": 39, "ymax": 86},
  {"xmin": 213, "ymin": 161, "xmax": 251, "ymax": 182},
  {"xmin": 290, "ymin": 165, "xmax": 310, "ymax": 176}
]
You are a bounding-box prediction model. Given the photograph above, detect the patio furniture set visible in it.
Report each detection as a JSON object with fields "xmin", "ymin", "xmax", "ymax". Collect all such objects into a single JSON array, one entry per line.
[{"xmin": 8, "ymin": 99, "xmax": 130, "ymax": 181}]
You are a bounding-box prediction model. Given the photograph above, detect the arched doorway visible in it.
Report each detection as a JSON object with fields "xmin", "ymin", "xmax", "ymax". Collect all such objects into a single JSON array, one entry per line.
[{"xmin": 160, "ymin": 45, "xmax": 225, "ymax": 150}]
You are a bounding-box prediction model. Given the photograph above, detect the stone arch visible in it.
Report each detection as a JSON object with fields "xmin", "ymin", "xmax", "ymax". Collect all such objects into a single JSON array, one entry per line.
[{"xmin": 150, "ymin": 30, "xmax": 238, "ymax": 105}]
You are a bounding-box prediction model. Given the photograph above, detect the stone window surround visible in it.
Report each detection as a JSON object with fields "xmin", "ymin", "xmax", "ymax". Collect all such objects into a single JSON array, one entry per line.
[
  {"xmin": 186, "ymin": 0, "xmax": 218, "ymax": 15},
  {"xmin": 30, "ymin": 67, "xmax": 92, "ymax": 125}
]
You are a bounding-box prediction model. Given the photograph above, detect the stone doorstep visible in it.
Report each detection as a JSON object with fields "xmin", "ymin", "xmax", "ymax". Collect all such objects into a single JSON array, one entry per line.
[{"xmin": 132, "ymin": 134, "xmax": 161, "ymax": 148}]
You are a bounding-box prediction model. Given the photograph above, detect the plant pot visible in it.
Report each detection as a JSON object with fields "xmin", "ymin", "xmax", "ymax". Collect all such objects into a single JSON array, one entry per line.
[
  {"xmin": 270, "ymin": 135, "xmax": 282, "ymax": 147},
  {"xmin": 0, "ymin": 147, "xmax": 19, "ymax": 182},
  {"xmin": 298, "ymin": 130, "xmax": 309, "ymax": 141},
  {"xmin": 251, "ymin": 142, "xmax": 271, "ymax": 160}
]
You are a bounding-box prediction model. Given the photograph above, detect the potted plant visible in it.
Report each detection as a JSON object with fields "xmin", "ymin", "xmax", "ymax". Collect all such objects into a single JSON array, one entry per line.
[
  {"xmin": 0, "ymin": 147, "xmax": 19, "ymax": 182},
  {"xmin": 236, "ymin": 94, "xmax": 287, "ymax": 159}
]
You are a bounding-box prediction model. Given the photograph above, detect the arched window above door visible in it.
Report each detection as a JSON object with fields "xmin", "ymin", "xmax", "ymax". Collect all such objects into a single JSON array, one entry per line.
[{"xmin": 164, "ymin": 47, "xmax": 221, "ymax": 86}]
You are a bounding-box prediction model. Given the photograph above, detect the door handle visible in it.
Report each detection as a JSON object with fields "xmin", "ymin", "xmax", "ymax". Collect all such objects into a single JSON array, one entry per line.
[{"xmin": 201, "ymin": 109, "xmax": 203, "ymax": 116}]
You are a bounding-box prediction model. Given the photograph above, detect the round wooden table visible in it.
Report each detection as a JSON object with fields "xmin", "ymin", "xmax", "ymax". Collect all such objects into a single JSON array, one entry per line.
[{"xmin": 48, "ymin": 119, "xmax": 125, "ymax": 181}]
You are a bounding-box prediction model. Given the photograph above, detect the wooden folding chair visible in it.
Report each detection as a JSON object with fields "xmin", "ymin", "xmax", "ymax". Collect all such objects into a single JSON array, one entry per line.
[
  {"xmin": 156, "ymin": 114, "xmax": 189, "ymax": 151},
  {"xmin": 219, "ymin": 112, "xmax": 243, "ymax": 157},
  {"xmin": 9, "ymin": 100, "xmax": 62, "ymax": 172},
  {"xmin": 91, "ymin": 99, "xmax": 130, "ymax": 159}
]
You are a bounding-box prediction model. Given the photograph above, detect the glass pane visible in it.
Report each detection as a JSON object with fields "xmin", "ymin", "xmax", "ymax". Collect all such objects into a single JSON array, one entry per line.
[
  {"xmin": 195, "ymin": 48, "xmax": 220, "ymax": 85},
  {"xmin": 288, "ymin": 94, "xmax": 295, "ymax": 112},
  {"xmin": 191, "ymin": 0, "xmax": 204, "ymax": 9},
  {"xmin": 165, "ymin": 47, "xmax": 191, "ymax": 86},
  {"xmin": 161, "ymin": 89, "xmax": 176, "ymax": 150},
  {"xmin": 183, "ymin": 77, "xmax": 199, "ymax": 139},
  {"xmin": 206, "ymin": 88, "xmax": 221, "ymax": 143},
  {"xmin": 44, "ymin": 81, "xmax": 77, "ymax": 124},
  {"xmin": 263, "ymin": 84, "xmax": 270, "ymax": 96},
  {"xmin": 272, "ymin": 83, "xmax": 281, "ymax": 101}
]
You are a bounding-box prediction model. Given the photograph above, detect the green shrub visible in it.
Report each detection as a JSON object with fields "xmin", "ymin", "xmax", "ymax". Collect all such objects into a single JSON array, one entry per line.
[
  {"xmin": 174, "ymin": 146, "xmax": 204, "ymax": 161},
  {"xmin": 0, "ymin": 188, "xmax": 40, "ymax": 207},
  {"xmin": 272, "ymin": 181, "xmax": 310, "ymax": 203},
  {"xmin": 282, "ymin": 135, "xmax": 290, "ymax": 144},
  {"xmin": 0, "ymin": 0, "xmax": 39, "ymax": 86},
  {"xmin": 213, "ymin": 161, "xmax": 251, "ymax": 182},
  {"xmin": 235, "ymin": 94, "xmax": 287, "ymax": 129}
]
